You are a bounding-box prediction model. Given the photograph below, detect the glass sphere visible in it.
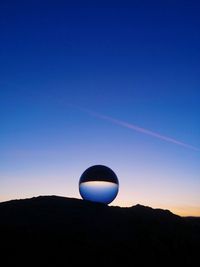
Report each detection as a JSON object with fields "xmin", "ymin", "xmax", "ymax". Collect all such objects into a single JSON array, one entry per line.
[{"xmin": 79, "ymin": 165, "xmax": 119, "ymax": 204}]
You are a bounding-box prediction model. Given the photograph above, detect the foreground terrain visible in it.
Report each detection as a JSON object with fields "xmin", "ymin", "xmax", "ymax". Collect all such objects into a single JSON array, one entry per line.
[{"xmin": 0, "ymin": 196, "xmax": 199, "ymax": 266}]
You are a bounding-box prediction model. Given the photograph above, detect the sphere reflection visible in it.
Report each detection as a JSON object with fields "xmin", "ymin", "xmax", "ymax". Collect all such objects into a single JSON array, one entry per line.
[{"xmin": 79, "ymin": 165, "xmax": 119, "ymax": 204}]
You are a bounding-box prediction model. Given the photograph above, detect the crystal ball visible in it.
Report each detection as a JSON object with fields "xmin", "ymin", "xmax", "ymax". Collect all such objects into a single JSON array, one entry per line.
[{"xmin": 79, "ymin": 165, "xmax": 119, "ymax": 204}]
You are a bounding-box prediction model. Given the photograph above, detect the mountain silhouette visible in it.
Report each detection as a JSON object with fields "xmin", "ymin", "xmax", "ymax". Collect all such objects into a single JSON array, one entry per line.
[{"xmin": 0, "ymin": 196, "xmax": 199, "ymax": 266}]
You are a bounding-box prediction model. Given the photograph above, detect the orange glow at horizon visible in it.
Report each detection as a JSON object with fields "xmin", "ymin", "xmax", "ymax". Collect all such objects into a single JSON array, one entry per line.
[{"xmin": 113, "ymin": 199, "xmax": 200, "ymax": 217}]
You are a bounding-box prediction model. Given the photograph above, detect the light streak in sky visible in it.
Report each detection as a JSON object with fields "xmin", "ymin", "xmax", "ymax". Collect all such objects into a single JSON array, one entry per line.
[{"xmin": 74, "ymin": 106, "xmax": 200, "ymax": 152}]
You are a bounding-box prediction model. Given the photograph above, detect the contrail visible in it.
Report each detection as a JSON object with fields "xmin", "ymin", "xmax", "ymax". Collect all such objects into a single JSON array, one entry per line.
[{"xmin": 74, "ymin": 106, "xmax": 199, "ymax": 152}]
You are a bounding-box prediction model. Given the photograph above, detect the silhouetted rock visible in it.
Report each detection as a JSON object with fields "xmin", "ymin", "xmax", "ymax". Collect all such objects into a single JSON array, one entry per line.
[{"xmin": 0, "ymin": 196, "xmax": 199, "ymax": 266}]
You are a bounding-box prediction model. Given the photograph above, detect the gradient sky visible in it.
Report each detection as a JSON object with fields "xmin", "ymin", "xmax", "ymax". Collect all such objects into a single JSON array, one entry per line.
[{"xmin": 0, "ymin": 1, "xmax": 200, "ymax": 216}]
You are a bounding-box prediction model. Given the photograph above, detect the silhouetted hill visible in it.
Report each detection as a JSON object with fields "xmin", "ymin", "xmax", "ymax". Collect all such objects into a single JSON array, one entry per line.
[{"xmin": 0, "ymin": 196, "xmax": 199, "ymax": 266}]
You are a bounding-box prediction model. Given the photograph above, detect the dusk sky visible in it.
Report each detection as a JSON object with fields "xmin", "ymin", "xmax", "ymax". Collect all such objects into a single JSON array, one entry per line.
[{"xmin": 1, "ymin": 1, "xmax": 199, "ymax": 216}]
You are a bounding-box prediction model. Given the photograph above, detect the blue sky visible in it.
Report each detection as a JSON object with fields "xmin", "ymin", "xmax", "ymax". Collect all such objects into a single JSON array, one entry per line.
[{"xmin": 0, "ymin": 1, "xmax": 200, "ymax": 215}]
